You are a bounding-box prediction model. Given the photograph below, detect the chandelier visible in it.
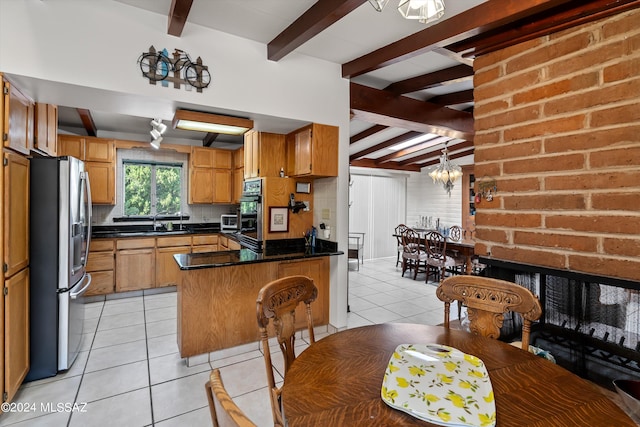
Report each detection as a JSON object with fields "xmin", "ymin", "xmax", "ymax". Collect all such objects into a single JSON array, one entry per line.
[
  {"xmin": 428, "ymin": 146, "xmax": 462, "ymax": 196},
  {"xmin": 369, "ymin": 0, "xmax": 445, "ymax": 24}
]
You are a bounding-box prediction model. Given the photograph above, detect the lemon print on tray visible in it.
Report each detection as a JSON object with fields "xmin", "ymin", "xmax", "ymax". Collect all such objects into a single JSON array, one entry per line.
[{"xmin": 381, "ymin": 343, "xmax": 496, "ymax": 427}]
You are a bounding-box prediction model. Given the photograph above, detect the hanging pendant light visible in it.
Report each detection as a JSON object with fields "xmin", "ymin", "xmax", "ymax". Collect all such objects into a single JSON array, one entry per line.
[
  {"xmin": 398, "ymin": 0, "xmax": 445, "ymax": 24},
  {"xmin": 428, "ymin": 146, "xmax": 463, "ymax": 196},
  {"xmin": 369, "ymin": 0, "xmax": 390, "ymax": 12}
]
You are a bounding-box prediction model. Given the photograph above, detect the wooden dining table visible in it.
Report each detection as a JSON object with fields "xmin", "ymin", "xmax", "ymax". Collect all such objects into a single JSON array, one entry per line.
[
  {"xmin": 395, "ymin": 231, "xmax": 476, "ymax": 274},
  {"xmin": 281, "ymin": 323, "xmax": 636, "ymax": 426}
]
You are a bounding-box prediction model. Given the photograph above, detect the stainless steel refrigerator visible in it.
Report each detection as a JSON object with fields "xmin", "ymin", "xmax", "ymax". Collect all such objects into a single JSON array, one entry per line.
[{"xmin": 27, "ymin": 156, "xmax": 93, "ymax": 381}]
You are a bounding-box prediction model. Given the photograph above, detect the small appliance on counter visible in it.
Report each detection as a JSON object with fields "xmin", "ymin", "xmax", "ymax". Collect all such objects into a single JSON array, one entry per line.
[{"xmin": 220, "ymin": 214, "xmax": 238, "ymax": 231}]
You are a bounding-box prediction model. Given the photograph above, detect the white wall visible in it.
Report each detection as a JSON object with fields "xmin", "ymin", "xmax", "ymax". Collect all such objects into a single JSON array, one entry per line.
[{"xmin": 0, "ymin": 0, "xmax": 350, "ymax": 328}]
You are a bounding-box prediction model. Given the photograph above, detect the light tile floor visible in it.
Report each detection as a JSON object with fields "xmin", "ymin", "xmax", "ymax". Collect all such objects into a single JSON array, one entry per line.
[{"xmin": 0, "ymin": 257, "xmax": 455, "ymax": 427}]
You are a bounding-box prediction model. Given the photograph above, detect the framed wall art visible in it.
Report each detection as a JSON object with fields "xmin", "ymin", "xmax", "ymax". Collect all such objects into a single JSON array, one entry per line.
[{"xmin": 269, "ymin": 207, "xmax": 289, "ymax": 232}]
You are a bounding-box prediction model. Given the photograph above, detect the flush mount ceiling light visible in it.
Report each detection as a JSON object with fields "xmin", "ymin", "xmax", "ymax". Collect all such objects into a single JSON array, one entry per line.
[
  {"xmin": 428, "ymin": 145, "xmax": 462, "ymax": 196},
  {"xmin": 371, "ymin": 0, "xmax": 445, "ymax": 25},
  {"xmin": 172, "ymin": 110, "xmax": 254, "ymax": 135}
]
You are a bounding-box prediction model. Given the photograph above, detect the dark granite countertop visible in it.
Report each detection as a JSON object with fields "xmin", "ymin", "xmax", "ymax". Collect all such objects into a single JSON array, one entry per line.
[
  {"xmin": 92, "ymin": 223, "xmax": 221, "ymax": 238},
  {"xmin": 173, "ymin": 246, "xmax": 343, "ymax": 270}
]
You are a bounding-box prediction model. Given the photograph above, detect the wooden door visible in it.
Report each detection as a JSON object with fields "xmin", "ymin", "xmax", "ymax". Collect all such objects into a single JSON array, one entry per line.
[
  {"xmin": 85, "ymin": 161, "xmax": 115, "ymax": 205},
  {"xmin": 85, "ymin": 138, "xmax": 114, "ymax": 162},
  {"xmin": 191, "ymin": 147, "xmax": 214, "ymax": 168},
  {"xmin": 294, "ymin": 129, "xmax": 312, "ymax": 176},
  {"xmin": 213, "ymin": 169, "xmax": 232, "ymax": 203},
  {"xmin": 4, "ymin": 151, "xmax": 29, "ymax": 278},
  {"xmin": 2, "ymin": 78, "xmax": 32, "ymax": 155},
  {"xmin": 116, "ymin": 249, "xmax": 155, "ymax": 292},
  {"xmin": 4, "ymin": 267, "xmax": 29, "ymax": 403},
  {"xmin": 156, "ymin": 246, "xmax": 191, "ymax": 287},
  {"xmin": 189, "ymin": 167, "xmax": 213, "ymax": 204},
  {"xmin": 57, "ymin": 135, "xmax": 85, "ymax": 159},
  {"xmin": 233, "ymin": 168, "xmax": 244, "ymax": 203},
  {"xmin": 213, "ymin": 149, "xmax": 232, "ymax": 169}
]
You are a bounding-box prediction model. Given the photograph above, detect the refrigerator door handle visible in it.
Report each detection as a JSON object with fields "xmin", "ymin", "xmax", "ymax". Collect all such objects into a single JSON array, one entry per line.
[
  {"xmin": 81, "ymin": 171, "xmax": 92, "ymax": 268},
  {"xmin": 70, "ymin": 273, "xmax": 92, "ymax": 299}
]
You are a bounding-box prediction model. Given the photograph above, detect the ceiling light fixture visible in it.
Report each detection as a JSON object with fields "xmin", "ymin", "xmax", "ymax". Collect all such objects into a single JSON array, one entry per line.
[
  {"xmin": 428, "ymin": 145, "xmax": 462, "ymax": 196},
  {"xmin": 150, "ymin": 118, "xmax": 167, "ymax": 149},
  {"xmin": 371, "ymin": 0, "xmax": 445, "ymax": 25},
  {"xmin": 369, "ymin": 0, "xmax": 390, "ymax": 12},
  {"xmin": 388, "ymin": 133, "xmax": 437, "ymax": 151},
  {"xmin": 172, "ymin": 110, "xmax": 254, "ymax": 135},
  {"xmin": 150, "ymin": 136, "xmax": 163, "ymax": 150}
]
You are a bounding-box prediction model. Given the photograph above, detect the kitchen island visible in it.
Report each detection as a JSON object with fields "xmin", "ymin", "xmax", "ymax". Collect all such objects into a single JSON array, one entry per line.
[{"xmin": 173, "ymin": 242, "xmax": 342, "ymax": 358}]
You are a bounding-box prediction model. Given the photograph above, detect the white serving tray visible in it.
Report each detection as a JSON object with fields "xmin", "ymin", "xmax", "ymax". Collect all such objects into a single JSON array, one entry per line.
[{"xmin": 381, "ymin": 344, "xmax": 496, "ymax": 427}]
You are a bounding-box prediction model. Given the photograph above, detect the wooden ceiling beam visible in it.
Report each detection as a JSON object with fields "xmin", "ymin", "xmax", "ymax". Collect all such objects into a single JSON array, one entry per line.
[
  {"xmin": 350, "ymin": 158, "xmax": 421, "ymax": 172},
  {"xmin": 349, "ymin": 131, "xmax": 422, "ymax": 161},
  {"xmin": 429, "ymin": 89, "xmax": 474, "ymax": 106},
  {"xmin": 268, "ymin": 0, "xmax": 367, "ymax": 61},
  {"xmin": 384, "ymin": 64, "xmax": 473, "ymax": 95},
  {"xmin": 350, "ymin": 124, "xmax": 389, "ymax": 144},
  {"xmin": 446, "ymin": 0, "xmax": 640, "ymax": 58},
  {"xmin": 203, "ymin": 133, "xmax": 219, "ymax": 147},
  {"xmin": 350, "ymin": 82, "xmax": 474, "ymax": 140},
  {"xmin": 167, "ymin": 0, "xmax": 194, "ymax": 37},
  {"xmin": 375, "ymin": 135, "xmax": 450, "ymax": 164},
  {"xmin": 76, "ymin": 108, "xmax": 97, "ymax": 137},
  {"xmin": 415, "ymin": 147, "xmax": 476, "ymax": 168},
  {"xmin": 341, "ymin": 0, "xmax": 576, "ymax": 78},
  {"xmin": 402, "ymin": 142, "xmax": 474, "ymax": 166}
]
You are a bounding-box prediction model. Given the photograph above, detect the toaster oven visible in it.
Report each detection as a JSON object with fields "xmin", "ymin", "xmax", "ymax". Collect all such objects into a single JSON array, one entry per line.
[{"xmin": 220, "ymin": 214, "xmax": 238, "ymax": 230}]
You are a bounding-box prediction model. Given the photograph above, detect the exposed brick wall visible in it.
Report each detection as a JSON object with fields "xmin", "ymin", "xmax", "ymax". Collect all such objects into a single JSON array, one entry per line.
[{"xmin": 473, "ymin": 9, "xmax": 640, "ymax": 282}]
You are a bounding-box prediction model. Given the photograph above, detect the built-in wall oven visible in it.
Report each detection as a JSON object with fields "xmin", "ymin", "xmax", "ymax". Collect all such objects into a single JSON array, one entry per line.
[{"xmin": 238, "ymin": 178, "xmax": 263, "ymax": 252}]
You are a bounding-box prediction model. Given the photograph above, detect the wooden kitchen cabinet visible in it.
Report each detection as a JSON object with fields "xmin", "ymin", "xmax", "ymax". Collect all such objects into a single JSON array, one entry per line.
[
  {"xmin": 116, "ymin": 238, "xmax": 156, "ymax": 292},
  {"xmin": 34, "ymin": 103, "xmax": 57, "ymax": 157},
  {"xmin": 233, "ymin": 146, "xmax": 244, "ymax": 169},
  {"xmin": 233, "ymin": 167, "xmax": 244, "ymax": 204},
  {"xmin": 85, "ymin": 161, "xmax": 115, "ymax": 204},
  {"xmin": 4, "ymin": 151, "xmax": 29, "ymax": 278},
  {"xmin": 3, "ymin": 267, "xmax": 29, "ymax": 404},
  {"xmin": 287, "ymin": 123, "xmax": 338, "ymax": 178},
  {"xmin": 86, "ymin": 239, "xmax": 115, "ymax": 296},
  {"xmin": 189, "ymin": 167, "xmax": 214, "ymax": 204},
  {"xmin": 243, "ymin": 130, "xmax": 286, "ymax": 178},
  {"xmin": 57, "ymin": 135, "xmax": 85, "ymax": 159},
  {"xmin": 1, "ymin": 75, "xmax": 33, "ymax": 156},
  {"xmin": 213, "ymin": 169, "xmax": 232, "ymax": 203},
  {"xmin": 192, "ymin": 234, "xmax": 218, "ymax": 253},
  {"xmin": 156, "ymin": 236, "xmax": 192, "ymax": 288},
  {"xmin": 189, "ymin": 147, "xmax": 233, "ymax": 204},
  {"xmin": 57, "ymin": 135, "xmax": 116, "ymax": 205}
]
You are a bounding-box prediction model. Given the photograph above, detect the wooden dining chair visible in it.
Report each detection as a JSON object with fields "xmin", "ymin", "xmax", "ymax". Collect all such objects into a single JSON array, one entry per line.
[
  {"xmin": 436, "ymin": 275, "xmax": 543, "ymax": 351},
  {"xmin": 256, "ymin": 275, "xmax": 318, "ymax": 427},
  {"xmin": 424, "ymin": 231, "xmax": 464, "ymax": 283},
  {"xmin": 394, "ymin": 224, "xmax": 409, "ymax": 267},
  {"xmin": 205, "ymin": 369, "xmax": 256, "ymax": 427},
  {"xmin": 401, "ymin": 228, "xmax": 427, "ymax": 279}
]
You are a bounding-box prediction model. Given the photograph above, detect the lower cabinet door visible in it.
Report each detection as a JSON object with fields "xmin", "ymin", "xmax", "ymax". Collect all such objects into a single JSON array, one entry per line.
[
  {"xmin": 116, "ymin": 249, "xmax": 155, "ymax": 292},
  {"xmin": 156, "ymin": 246, "xmax": 191, "ymax": 287},
  {"xmin": 4, "ymin": 267, "xmax": 29, "ymax": 403}
]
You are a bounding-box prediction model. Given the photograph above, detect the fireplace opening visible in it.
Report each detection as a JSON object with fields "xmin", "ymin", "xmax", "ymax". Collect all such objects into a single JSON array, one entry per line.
[{"xmin": 480, "ymin": 258, "xmax": 640, "ymax": 390}]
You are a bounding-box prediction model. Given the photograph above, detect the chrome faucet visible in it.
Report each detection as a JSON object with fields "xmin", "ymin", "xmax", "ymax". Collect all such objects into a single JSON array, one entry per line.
[{"xmin": 153, "ymin": 213, "xmax": 162, "ymax": 231}]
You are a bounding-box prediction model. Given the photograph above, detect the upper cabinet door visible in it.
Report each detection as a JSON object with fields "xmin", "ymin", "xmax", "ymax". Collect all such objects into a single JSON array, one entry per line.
[
  {"xmin": 85, "ymin": 138, "xmax": 114, "ymax": 162},
  {"xmin": 34, "ymin": 103, "xmax": 58, "ymax": 157},
  {"xmin": 57, "ymin": 135, "xmax": 85, "ymax": 160},
  {"xmin": 2, "ymin": 78, "xmax": 33, "ymax": 156},
  {"xmin": 191, "ymin": 147, "xmax": 214, "ymax": 168},
  {"xmin": 3, "ymin": 150, "xmax": 29, "ymax": 278}
]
